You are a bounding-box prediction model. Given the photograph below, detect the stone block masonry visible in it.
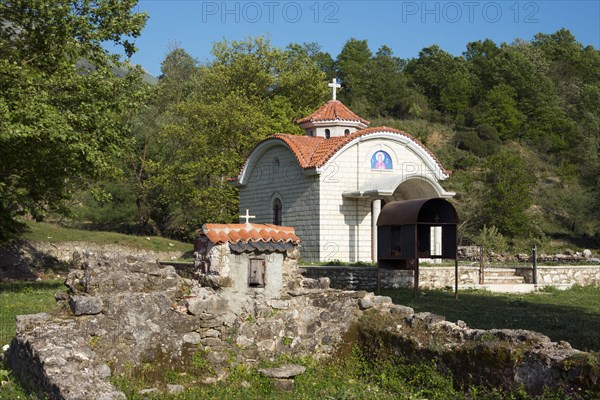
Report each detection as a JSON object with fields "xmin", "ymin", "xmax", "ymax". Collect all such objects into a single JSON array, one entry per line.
[
  {"xmin": 301, "ymin": 265, "xmax": 481, "ymax": 290},
  {"xmin": 302, "ymin": 265, "xmax": 600, "ymax": 291},
  {"xmin": 357, "ymin": 309, "xmax": 600, "ymax": 395},
  {"xmin": 515, "ymin": 266, "xmax": 600, "ymax": 285},
  {"xmin": 4, "ymin": 252, "xmax": 394, "ymax": 399},
  {"xmin": 0, "ymin": 240, "xmax": 186, "ymax": 280}
]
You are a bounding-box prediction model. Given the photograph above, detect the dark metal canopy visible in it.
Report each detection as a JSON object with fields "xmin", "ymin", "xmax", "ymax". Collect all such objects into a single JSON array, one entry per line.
[
  {"xmin": 376, "ymin": 198, "xmax": 460, "ymax": 299},
  {"xmin": 377, "ymin": 198, "xmax": 458, "ymax": 226}
]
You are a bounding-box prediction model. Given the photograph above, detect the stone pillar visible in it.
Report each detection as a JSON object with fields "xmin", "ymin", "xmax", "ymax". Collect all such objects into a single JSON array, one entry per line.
[
  {"xmin": 433, "ymin": 226, "xmax": 442, "ymax": 264},
  {"xmin": 372, "ymin": 199, "xmax": 382, "ymax": 263}
]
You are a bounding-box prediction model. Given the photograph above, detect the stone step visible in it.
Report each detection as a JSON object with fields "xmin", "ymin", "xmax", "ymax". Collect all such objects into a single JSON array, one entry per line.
[
  {"xmin": 484, "ymin": 268, "xmax": 521, "ymax": 275},
  {"xmin": 481, "ymin": 275, "xmax": 525, "ymax": 284},
  {"xmin": 458, "ymin": 283, "xmax": 537, "ymax": 293}
]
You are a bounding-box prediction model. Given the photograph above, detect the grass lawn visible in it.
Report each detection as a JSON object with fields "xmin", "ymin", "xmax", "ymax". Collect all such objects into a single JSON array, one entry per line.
[
  {"xmin": 0, "ymin": 281, "xmax": 63, "ymax": 397},
  {"xmin": 382, "ymin": 285, "xmax": 600, "ymax": 352},
  {"xmin": 0, "ymin": 281, "xmax": 63, "ymax": 348},
  {"xmin": 22, "ymin": 221, "xmax": 193, "ymax": 254}
]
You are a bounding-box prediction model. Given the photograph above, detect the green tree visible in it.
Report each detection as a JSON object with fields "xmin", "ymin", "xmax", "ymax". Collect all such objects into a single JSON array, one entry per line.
[
  {"xmin": 406, "ymin": 45, "xmax": 473, "ymax": 124},
  {"xmin": 0, "ymin": 0, "xmax": 147, "ymax": 244},
  {"xmin": 336, "ymin": 38, "xmax": 373, "ymax": 108},
  {"xmin": 480, "ymin": 150, "xmax": 535, "ymax": 238},
  {"xmin": 496, "ymin": 41, "xmax": 575, "ymax": 150},
  {"xmin": 365, "ymin": 45, "xmax": 411, "ymax": 118},
  {"xmin": 455, "ymin": 124, "xmax": 501, "ymax": 158},
  {"xmin": 464, "ymin": 39, "xmax": 503, "ymax": 102},
  {"xmin": 148, "ymin": 37, "xmax": 326, "ymax": 238},
  {"xmin": 473, "ymin": 84, "xmax": 525, "ymax": 138},
  {"xmin": 287, "ymin": 42, "xmax": 336, "ymax": 80}
]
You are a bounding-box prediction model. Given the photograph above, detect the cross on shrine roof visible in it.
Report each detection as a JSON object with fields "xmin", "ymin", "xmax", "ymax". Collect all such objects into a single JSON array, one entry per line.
[
  {"xmin": 240, "ymin": 209, "xmax": 256, "ymax": 224},
  {"xmin": 328, "ymin": 78, "xmax": 341, "ymax": 101}
]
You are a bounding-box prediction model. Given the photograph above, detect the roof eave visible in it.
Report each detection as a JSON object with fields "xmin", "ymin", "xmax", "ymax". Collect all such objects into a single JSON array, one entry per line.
[{"xmin": 298, "ymin": 120, "xmax": 369, "ymax": 129}]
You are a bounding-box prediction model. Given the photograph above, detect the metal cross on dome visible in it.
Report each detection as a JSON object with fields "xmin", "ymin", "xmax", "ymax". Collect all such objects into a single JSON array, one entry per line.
[
  {"xmin": 240, "ymin": 209, "xmax": 256, "ymax": 224},
  {"xmin": 328, "ymin": 78, "xmax": 341, "ymax": 101}
]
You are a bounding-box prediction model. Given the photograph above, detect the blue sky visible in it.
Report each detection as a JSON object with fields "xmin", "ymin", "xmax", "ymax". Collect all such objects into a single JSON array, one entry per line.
[{"xmin": 119, "ymin": 1, "xmax": 600, "ymax": 76}]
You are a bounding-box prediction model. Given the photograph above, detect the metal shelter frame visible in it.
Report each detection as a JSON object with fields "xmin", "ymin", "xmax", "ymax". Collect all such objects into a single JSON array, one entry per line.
[{"xmin": 376, "ymin": 198, "xmax": 459, "ymax": 299}]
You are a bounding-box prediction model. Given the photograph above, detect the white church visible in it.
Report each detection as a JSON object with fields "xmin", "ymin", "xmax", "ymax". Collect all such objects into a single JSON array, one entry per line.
[{"xmin": 231, "ymin": 79, "xmax": 454, "ymax": 263}]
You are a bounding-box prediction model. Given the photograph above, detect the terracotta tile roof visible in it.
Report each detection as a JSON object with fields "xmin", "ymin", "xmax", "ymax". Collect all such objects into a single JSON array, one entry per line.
[
  {"xmin": 234, "ymin": 126, "xmax": 451, "ymax": 182},
  {"xmin": 296, "ymin": 100, "xmax": 370, "ymax": 125},
  {"xmin": 198, "ymin": 223, "xmax": 300, "ymax": 245},
  {"xmin": 306, "ymin": 126, "xmax": 450, "ymax": 175},
  {"xmin": 269, "ymin": 134, "xmax": 324, "ymax": 167}
]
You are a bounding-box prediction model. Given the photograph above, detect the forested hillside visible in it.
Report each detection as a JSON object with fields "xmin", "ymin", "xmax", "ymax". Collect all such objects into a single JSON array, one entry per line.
[
  {"xmin": 1, "ymin": 0, "xmax": 598, "ymax": 251},
  {"xmin": 81, "ymin": 31, "xmax": 597, "ymax": 249}
]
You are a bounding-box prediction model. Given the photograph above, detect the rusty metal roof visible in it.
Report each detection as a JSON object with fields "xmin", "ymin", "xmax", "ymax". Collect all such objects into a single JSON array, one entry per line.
[{"xmin": 376, "ymin": 198, "xmax": 458, "ymax": 226}]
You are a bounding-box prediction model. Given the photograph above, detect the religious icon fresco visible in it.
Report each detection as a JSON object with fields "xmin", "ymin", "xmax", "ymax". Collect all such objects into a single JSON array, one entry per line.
[{"xmin": 371, "ymin": 150, "xmax": 393, "ymax": 170}]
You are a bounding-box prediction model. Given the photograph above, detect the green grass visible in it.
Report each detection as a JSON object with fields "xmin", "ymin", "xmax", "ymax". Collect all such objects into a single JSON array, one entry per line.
[
  {"xmin": 0, "ymin": 280, "xmax": 63, "ymax": 348},
  {"xmin": 382, "ymin": 285, "xmax": 600, "ymax": 352},
  {"xmin": 22, "ymin": 221, "xmax": 193, "ymax": 253},
  {"xmin": 113, "ymin": 350, "xmax": 573, "ymax": 400},
  {"xmin": 0, "ymin": 280, "xmax": 63, "ymax": 398}
]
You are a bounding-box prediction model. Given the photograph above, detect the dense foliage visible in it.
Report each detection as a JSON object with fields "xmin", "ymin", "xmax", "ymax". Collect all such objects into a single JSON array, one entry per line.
[
  {"xmin": 114, "ymin": 30, "xmax": 598, "ymax": 246},
  {"xmin": 90, "ymin": 39, "xmax": 327, "ymax": 239},
  {"xmin": 2, "ymin": 2, "xmax": 598, "ymax": 249},
  {"xmin": 0, "ymin": 0, "xmax": 148, "ymax": 244}
]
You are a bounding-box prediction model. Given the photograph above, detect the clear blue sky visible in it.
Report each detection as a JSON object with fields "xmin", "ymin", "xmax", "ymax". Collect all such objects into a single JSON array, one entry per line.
[{"xmin": 118, "ymin": 0, "xmax": 600, "ymax": 77}]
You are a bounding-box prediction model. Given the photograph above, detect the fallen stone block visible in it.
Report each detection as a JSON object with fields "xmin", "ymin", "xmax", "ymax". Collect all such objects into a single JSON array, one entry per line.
[
  {"xmin": 258, "ymin": 364, "xmax": 306, "ymax": 378},
  {"xmin": 69, "ymin": 295, "xmax": 103, "ymax": 316}
]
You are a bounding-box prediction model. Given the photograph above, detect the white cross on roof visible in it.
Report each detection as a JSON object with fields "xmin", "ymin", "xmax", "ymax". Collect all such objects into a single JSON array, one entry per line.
[
  {"xmin": 328, "ymin": 78, "xmax": 341, "ymax": 101},
  {"xmin": 240, "ymin": 209, "xmax": 256, "ymax": 224}
]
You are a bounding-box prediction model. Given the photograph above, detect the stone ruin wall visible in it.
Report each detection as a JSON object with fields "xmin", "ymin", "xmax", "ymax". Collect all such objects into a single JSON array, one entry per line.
[
  {"xmin": 4, "ymin": 250, "xmax": 392, "ymax": 399},
  {"xmin": 301, "ymin": 265, "xmax": 481, "ymax": 291},
  {"xmin": 0, "ymin": 240, "xmax": 185, "ymax": 280},
  {"xmin": 357, "ymin": 309, "xmax": 600, "ymax": 395},
  {"xmin": 3, "ymin": 245, "xmax": 600, "ymax": 399}
]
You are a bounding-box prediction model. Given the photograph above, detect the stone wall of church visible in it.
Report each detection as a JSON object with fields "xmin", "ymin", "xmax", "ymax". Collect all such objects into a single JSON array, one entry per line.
[
  {"xmin": 319, "ymin": 136, "xmax": 440, "ymax": 263},
  {"xmin": 238, "ymin": 145, "xmax": 321, "ymax": 261}
]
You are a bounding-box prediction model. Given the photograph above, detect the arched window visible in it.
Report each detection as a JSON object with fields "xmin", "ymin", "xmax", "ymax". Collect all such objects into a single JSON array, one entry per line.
[
  {"xmin": 344, "ymin": 129, "xmax": 350, "ymax": 135},
  {"xmin": 325, "ymin": 129, "xmax": 331, "ymax": 139},
  {"xmin": 272, "ymin": 198, "xmax": 282, "ymax": 226},
  {"xmin": 272, "ymin": 157, "xmax": 280, "ymax": 178}
]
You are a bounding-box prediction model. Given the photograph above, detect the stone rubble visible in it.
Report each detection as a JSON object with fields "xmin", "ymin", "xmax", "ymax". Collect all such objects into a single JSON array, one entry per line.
[
  {"xmin": 358, "ymin": 307, "xmax": 600, "ymax": 395},
  {"xmin": 5, "ymin": 252, "xmax": 391, "ymax": 399},
  {"xmin": 4, "ymin": 249, "xmax": 599, "ymax": 399}
]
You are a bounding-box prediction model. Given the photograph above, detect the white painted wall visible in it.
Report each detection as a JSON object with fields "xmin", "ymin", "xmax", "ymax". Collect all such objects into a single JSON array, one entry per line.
[
  {"xmin": 318, "ymin": 136, "xmax": 441, "ymax": 262},
  {"xmin": 238, "ymin": 132, "xmax": 447, "ymax": 263},
  {"xmin": 238, "ymin": 145, "xmax": 320, "ymax": 261}
]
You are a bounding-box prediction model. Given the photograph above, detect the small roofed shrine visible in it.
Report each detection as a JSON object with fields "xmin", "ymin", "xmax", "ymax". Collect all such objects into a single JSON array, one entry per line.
[
  {"xmin": 376, "ymin": 198, "xmax": 459, "ymax": 298},
  {"xmin": 193, "ymin": 221, "xmax": 301, "ymax": 300},
  {"xmin": 233, "ymin": 78, "xmax": 454, "ymax": 263}
]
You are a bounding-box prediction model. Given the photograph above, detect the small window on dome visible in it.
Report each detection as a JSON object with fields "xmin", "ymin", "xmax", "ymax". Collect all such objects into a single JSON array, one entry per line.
[
  {"xmin": 344, "ymin": 129, "xmax": 350, "ymax": 135},
  {"xmin": 325, "ymin": 129, "xmax": 331, "ymax": 139},
  {"xmin": 272, "ymin": 157, "xmax": 280, "ymax": 176}
]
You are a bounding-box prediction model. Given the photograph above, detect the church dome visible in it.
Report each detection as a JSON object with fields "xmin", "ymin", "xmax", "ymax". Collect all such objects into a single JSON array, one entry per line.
[
  {"xmin": 296, "ymin": 100, "xmax": 370, "ymax": 126},
  {"xmin": 297, "ymin": 100, "xmax": 369, "ymax": 138},
  {"xmin": 297, "ymin": 78, "xmax": 369, "ymax": 138}
]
